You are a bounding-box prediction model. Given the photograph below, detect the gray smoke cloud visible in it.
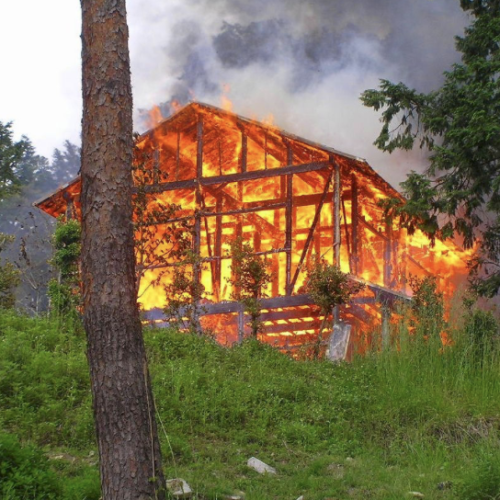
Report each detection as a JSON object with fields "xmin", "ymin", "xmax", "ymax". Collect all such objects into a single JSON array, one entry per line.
[{"xmin": 128, "ymin": 0, "xmax": 469, "ymax": 186}]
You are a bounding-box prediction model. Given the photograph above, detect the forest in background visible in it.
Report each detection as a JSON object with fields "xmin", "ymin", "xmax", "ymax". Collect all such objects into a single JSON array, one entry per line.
[{"xmin": 0, "ymin": 121, "xmax": 80, "ymax": 313}]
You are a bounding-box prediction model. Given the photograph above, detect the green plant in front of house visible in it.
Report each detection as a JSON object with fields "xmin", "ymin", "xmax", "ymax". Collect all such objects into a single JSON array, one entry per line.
[
  {"xmin": 47, "ymin": 217, "xmax": 81, "ymax": 319},
  {"xmin": 227, "ymin": 236, "xmax": 273, "ymax": 337},
  {"xmin": 163, "ymin": 249, "xmax": 208, "ymax": 334},
  {"xmin": 408, "ymin": 275, "xmax": 445, "ymax": 343},
  {"xmin": 305, "ymin": 260, "xmax": 365, "ymax": 342}
]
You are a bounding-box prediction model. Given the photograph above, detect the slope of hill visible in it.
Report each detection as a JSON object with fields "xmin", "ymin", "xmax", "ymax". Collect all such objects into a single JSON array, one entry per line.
[{"xmin": 1, "ymin": 309, "xmax": 500, "ymax": 499}]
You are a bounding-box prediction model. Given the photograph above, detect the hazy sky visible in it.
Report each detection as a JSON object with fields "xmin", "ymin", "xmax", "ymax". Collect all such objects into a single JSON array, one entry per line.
[{"xmin": 0, "ymin": 0, "xmax": 469, "ymax": 186}]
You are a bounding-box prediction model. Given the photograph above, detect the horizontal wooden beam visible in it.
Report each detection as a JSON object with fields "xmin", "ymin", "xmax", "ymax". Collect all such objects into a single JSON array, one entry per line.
[
  {"xmin": 136, "ymin": 161, "xmax": 331, "ymax": 194},
  {"xmin": 261, "ymin": 320, "xmax": 321, "ymax": 335}
]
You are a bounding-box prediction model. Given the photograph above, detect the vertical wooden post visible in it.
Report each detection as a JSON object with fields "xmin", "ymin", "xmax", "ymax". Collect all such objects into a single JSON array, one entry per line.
[
  {"xmin": 384, "ymin": 223, "xmax": 392, "ymax": 288},
  {"xmin": 332, "ymin": 158, "xmax": 341, "ymax": 324},
  {"xmin": 254, "ymin": 229, "xmax": 262, "ymax": 252},
  {"xmin": 351, "ymin": 173, "xmax": 359, "ymax": 275},
  {"xmin": 272, "ymin": 209, "xmax": 280, "ymax": 296},
  {"xmin": 341, "ymin": 197, "xmax": 351, "ymax": 272},
  {"xmin": 240, "ymin": 129, "xmax": 247, "ymax": 173},
  {"xmin": 238, "ymin": 305, "xmax": 245, "ymax": 343},
  {"xmin": 215, "ymin": 195, "xmax": 222, "ymax": 301},
  {"xmin": 193, "ymin": 116, "xmax": 203, "ymax": 332},
  {"xmin": 400, "ymin": 229, "xmax": 408, "ymax": 294},
  {"xmin": 333, "ymin": 160, "xmax": 341, "ymax": 265},
  {"xmin": 381, "ymin": 301, "xmax": 391, "ymax": 349},
  {"xmin": 285, "ymin": 143, "xmax": 293, "ymax": 295}
]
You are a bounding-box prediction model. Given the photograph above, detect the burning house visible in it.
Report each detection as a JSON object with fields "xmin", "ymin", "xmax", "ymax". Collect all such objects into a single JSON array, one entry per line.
[{"xmin": 36, "ymin": 102, "xmax": 470, "ymax": 355}]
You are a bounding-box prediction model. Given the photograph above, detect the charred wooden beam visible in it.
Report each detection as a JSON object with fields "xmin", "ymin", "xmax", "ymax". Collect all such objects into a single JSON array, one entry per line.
[
  {"xmin": 192, "ymin": 116, "xmax": 204, "ymax": 332},
  {"xmin": 239, "ymin": 120, "xmax": 287, "ymax": 165},
  {"xmin": 381, "ymin": 302, "xmax": 391, "ymax": 348},
  {"xmin": 138, "ymin": 161, "xmax": 330, "ymax": 195},
  {"xmin": 384, "ymin": 223, "xmax": 392, "ymax": 288},
  {"xmin": 143, "ymin": 285, "xmax": 402, "ymax": 324},
  {"xmin": 240, "ymin": 129, "xmax": 247, "ymax": 173},
  {"xmin": 333, "ymin": 159, "xmax": 341, "ymax": 265},
  {"xmin": 285, "ymin": 173, "xmax": 293, "ymax": 296},
  {"xmin": 261, "ymin": 320, "xmax": 321, "ymax": 335},
  {"xmin": 203, "ymin": 185, "xmax": 282, "ymax": 241},
  {"xmin": 272, "ymin": 209, "xmax": 280, "ymax": 297},
  {"xmin": 260, "ymin": 308, "xmax": 318, "ymax": 323},
  {"xmin": 341, "ymin": 195, "xmax": 352, "ymax": 273},
  {"xmin": 214, "ymin": 195, "xmax": 222, "ymax": 301},
  {"xmin": 351, "ymin": 174, "xmax": 360, "ymax": 275},
  {"xmin": 238, "ymin": 305, "xmax": 245, "ymax": 342},
  {"xmin": 360, "ymin": 217, "xmax": 389, "ymax": 241},
  {"xmin": 289, "ymin": 173, "xmax": 332, "ymax": 293},
  {"xmin": 200, "ymin": 201, "xmax": 287, "ymax": 218}
]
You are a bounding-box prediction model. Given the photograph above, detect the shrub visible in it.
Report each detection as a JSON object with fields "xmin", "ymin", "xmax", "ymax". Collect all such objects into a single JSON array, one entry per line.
[{"xmin": 0, "ymin": 432, "xmax": 62, "ymax": 499}]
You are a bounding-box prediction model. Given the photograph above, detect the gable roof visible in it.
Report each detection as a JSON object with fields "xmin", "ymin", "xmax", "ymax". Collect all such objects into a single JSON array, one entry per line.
[{"xmin": 35, "ymin": 101, "xmax": 403, "ymax": 217}]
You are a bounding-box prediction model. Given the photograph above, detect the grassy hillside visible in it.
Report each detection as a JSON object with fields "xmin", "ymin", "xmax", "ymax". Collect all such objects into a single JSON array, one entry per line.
[{"xmin": 1, "ymin": 308, "xmax": 500, "ymax": 499}]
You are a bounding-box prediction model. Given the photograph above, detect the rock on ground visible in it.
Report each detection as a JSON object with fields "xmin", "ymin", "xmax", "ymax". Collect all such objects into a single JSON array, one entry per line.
[
  {"xmin": 166, "ymin": 478, "xmax": 193, "ymax": 499},
  {"xmin": 247, "ymin": 457, "xmax": 277, "ymax": 474}
]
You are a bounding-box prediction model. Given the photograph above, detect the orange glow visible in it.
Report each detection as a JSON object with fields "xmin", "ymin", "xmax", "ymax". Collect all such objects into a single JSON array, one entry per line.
[
  {"xmin": 221, "ymin": 84, "xmax": 233, "ymax": 112},
  {"xmin": 146, "ymin": 105, "xmax": 163, "ymax": 129},
  {"xmin": 36, "ymin": 102, "xmax": 473, "ymax": 355}
]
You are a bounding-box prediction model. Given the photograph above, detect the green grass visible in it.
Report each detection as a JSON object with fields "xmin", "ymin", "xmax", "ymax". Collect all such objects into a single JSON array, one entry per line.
[{"xmin": 1, "ymin": 307, "xmax": 500, "ymax": 499}]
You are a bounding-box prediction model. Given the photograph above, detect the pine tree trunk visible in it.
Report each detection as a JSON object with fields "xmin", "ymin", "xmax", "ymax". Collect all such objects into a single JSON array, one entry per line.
[{"xmin": 80, "ymin": 1, "xmax": 166, "ymax": 498}]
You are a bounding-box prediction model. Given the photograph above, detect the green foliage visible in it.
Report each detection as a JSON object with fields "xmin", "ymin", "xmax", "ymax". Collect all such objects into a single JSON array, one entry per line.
[
  {"xmin": 0, "ymin": 310, "xmax": 93, "ymax": 448},
  {"xmin": 0, "ymin": 121, "xmax": 32, "ymax": 202},
  {"xmin": 163, "ymin": 251, "xmax": 207, "ymax": 333},
  {"xmin": 0, "ymin": 432, "xmax": 62, "ymax": 499},
  {"xmin": 52, "ymin": 218, "xmax": 81, "ymax": 275},
  {"xmin": 409, "ymin": 275, "xmax": 445, "ymax": 340},
  {"xmin": 133, "ymin": 157, "xmax": 192, "ymax": 302},
  {"xmin": 456, "ymin": 448, "xmax": 500, "ymax": 499},
  {"xmin": 228, "ymin": 236, "xmax": 273, "ymax": 336},
  {"xmin": 2, "ymin": 305, "xmax": 500, "ymax": 499},
  {"xmin": 361, "ymin": 6, "xmax": 500, "ymax": 293},
  {"xmin": 48, "ymin": 218, "xmax": 82, "ymax": 318},
  {"xmin": 462, "ymin": 307, "xmax": 499, "ymax": 361},
  {"xmin": 305, "ymin": 261, "xmax": 365, "ymax": 315},
  {"xmin": 0, "ymin": 139, "xmax": 80, "ymax": 314},
  {"xmin": 0, "ymin": 233, "xmax": 19, "ymax": 309}
]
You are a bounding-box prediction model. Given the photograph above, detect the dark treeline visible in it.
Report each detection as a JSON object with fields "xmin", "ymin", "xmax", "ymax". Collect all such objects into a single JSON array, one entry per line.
[{"xmin": 0, "ymin": 121, "xmax": 80, "ymax": 314}]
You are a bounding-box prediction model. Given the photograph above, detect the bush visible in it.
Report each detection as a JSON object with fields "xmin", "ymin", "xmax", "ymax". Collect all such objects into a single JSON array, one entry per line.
[
  {"xmin": 463, "ymin": 309, "xmax": 499, "ymax": 361},
  {"xmin": 0, "ymin": 432, "xmax": 62, "ymax": 499}
]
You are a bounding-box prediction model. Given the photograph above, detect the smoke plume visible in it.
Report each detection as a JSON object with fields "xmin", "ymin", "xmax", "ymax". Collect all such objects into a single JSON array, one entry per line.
[{"xmin": 128, "ymin": 0, "xmax": 468, "ymax": 186}]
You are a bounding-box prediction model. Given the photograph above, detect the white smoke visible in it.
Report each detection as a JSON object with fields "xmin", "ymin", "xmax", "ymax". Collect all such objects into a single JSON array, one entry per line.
[{"xmin": 127, "ymin": 0, "xmax": 469, "ymax": 188}]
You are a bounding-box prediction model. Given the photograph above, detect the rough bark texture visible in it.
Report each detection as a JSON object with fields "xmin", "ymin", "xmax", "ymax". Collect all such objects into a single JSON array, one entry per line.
[{"xmin": 80, "ymin": 1, "xmax": 165, "ymax": 498}]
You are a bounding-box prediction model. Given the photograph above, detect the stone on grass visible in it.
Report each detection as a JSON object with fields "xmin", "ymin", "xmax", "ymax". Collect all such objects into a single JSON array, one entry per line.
[
  {"xmin": 222, "ymin": 493, "xmax": 245, "ymax": 500},
  {"xmin": 247, "ymin": 457, "xmax": 277, "ymax": 475},
  {"xmin": 408, "ymin": 492, "xmax": 424, "ymax": 498},
  {"xmin": 166, "ymin": 478, "xmax": 192, "ymax": 498}
]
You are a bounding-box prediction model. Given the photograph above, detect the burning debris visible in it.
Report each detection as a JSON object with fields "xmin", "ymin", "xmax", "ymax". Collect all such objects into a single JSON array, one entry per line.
[{"xmin": 36, "ymin": 102, "xmax": 471, "ymax": 356}]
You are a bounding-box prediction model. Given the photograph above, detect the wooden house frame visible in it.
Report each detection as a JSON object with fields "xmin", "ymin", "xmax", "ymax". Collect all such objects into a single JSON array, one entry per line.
[{"xmin": 36, "ymin": 102, "xmax": 469, "ymax": 353}]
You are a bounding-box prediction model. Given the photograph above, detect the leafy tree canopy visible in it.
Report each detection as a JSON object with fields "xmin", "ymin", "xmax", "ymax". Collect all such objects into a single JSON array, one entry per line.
[
  {"xmin": 361, "ymin": 1, "xmax": 500, "ymax": 296},
  {"xmin": 0, "ymin": 121, "xmax": 32, "ymax": 202}
]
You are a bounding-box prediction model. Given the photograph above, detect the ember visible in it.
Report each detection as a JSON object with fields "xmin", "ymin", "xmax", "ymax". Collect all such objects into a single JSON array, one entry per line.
[{"xmin": 36, "ymin": 102, "xmax": 471, "ymax": 356}]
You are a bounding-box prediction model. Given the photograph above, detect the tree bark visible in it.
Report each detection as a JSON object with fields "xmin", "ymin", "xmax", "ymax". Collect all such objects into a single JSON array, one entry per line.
[{"xmin": 80, "ymin": 1, "xmax": 165, "ymax": 498}]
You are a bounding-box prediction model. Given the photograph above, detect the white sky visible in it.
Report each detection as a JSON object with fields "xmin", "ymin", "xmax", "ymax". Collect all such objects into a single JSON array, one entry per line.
[
  {"xmin": 0, "ymin": 0, "xmax": 462, "ymax": 187},
  {"xmin": 0, "ymin": 1, "xmax": 82, "ymax": 159}
]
